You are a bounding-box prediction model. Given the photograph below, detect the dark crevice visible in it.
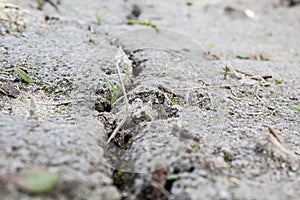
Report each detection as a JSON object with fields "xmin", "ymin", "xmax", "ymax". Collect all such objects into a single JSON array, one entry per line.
[
  {"xmin": 123, "ymin": 49, "xmax": 148, "ymax": 77},
  {"xmin": 108, "ymin": 128, "xmax": 134, "ymax": 150},
  {"xmin": 278, "ymin": 0, "xmax": 300, "ymax": 6},
  {"xmin": 165, "ymin": 179, "xmax": 176, "ymax": 193},
  {"xmin": 97, "ymin": 45, "xmax": 183, "ymax": 199},
  {"xmin": 112, "ymin": 169, "xmax": 136, "ymax": 192}
]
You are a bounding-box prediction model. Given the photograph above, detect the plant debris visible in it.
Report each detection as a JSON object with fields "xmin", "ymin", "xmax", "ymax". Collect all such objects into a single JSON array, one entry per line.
[
  {"xmin": 223, "ymin": 64, "xmax": 256, "ymax": 80},
  {"xmin": 256, "ymin": 126, "xmax": 300, "ymax": 168},
  {"xmin": 107, "ymin": 65, "xmax": 129, "ymax": 106},
  {"xmin": 236, "ymin": 53, "xmax": 269, "ymax": 61},
  {"xmin": 44, "ymin": 15, "xmax": 59, "ymax": 22},
  {"xmin": 221, "ymin": 64, "xmax": 275, "ymax": 88},
  {"xmin": 274, "ymin": 78, "xmax": 283, "ymax": 85},
  {"xmin": 127, "ymin": 19, "xmax": 158, "ymax": 32},
  {"xmin": 105, "ymin": 47, "xmax": 132, "ymax": 147}
]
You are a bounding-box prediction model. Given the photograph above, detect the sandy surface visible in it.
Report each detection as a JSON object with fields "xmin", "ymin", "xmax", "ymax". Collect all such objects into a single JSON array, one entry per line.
[{"xmin": 1, "ymin": 0, "xmax": 300, "ymax": 199}]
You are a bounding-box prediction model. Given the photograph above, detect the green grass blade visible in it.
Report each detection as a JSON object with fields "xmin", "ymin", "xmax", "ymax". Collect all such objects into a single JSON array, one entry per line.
[
  {"xmin": 107, "ymin": 80, "xmax": 115, "ymax": 91},
  {"xmin": 288, "ymin": 105, "xmax": 300, "ymax": 113},
  {"xmin": 236, "ymin": 53, "xmax": 249, "ymax": 59},
  {"xmin": 18, "ymin": 69, "xmax": 34, "ymax": 83},
  {"xmin": 96, "ymin": 12, "xmax": 101, "ymax": 25},
  {"xmin": 167, "ymin": 174, "xmax": 180, "ymax": 180},
  {"xmin": 3, "ymin": 68, "xmax": 14, "ymax": 72},
  {"xmin": 127, "ymin": 19, "xmax": 157, "ymax": 30}
]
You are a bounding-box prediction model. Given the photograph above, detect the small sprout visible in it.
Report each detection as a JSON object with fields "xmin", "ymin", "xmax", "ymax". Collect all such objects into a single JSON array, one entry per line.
[
  {"xmin": 107, "ymin": 65, "xmax": 129, "ymax": 105},
  {"xmin": 42, "ymin": 85, "xmax": 51, "ymax": 93},
  {"xmin": 15, "ymin": 170, "xmax": 59, "ymax": 194},
  {"xmin": 127, "ymin": 19, "xmax": 158, "ymax": 32},
  {"xmin": 167, "ymin": 174, "xmax": 180, "ymax": 180},
  {"xmin": 112, "ymin": 165, "xmax": 129, "ymax": 190},
  {"xmin": 96, "ymin": 12, "xmax": 101, "ymax": 25},
  {"xmin": 236, "ymin": 53, "xmax": 249, "ymax": 59},
  {"xmin": 56, "ymin": 59, "xmax": 63, "ymax": 64},
  {"xmin": 170, "ymin": 97, "xmax": 180, "ymax": 105},
  {"xmin": 234, "ymin": 91, "xmax": 245, "ymax": 99},
  {"xmin": 18, "ymin": 69, "xmax": 34, "ymax": 83},
  {"xmin": 107, "ymin": 80, "xmax": 121, "ymax": 104},
  {"xmin": 206, "ymin": 43, "xmax": 216, "ymax": 50},
  {"xmin": 3, "ymin": 68, "xmax": 14, "ymax": 72},
  {"xmin": 274, "ymin": 78, "xmax": 283, "ymax": 85},
  {"xmin": 288, "ymin": 105, "xmax": 300, "ymax": 113}
]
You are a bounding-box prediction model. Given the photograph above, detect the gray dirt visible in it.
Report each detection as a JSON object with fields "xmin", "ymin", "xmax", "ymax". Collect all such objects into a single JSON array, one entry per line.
[{"xmin": 0, "ymin": 0, "xmax": 300, "ymax": 199}]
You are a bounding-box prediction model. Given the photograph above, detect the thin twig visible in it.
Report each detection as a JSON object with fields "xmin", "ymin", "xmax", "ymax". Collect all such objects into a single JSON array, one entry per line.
[
  {"xmin": 105, "ymin": 115, "xmax": 127, "ymax": 147},
  {"xmin": 246, "ymin": 111, "xmax": 277, "ymax": 116},
  {"xmin": 47, "ymin": 101, "xmax": 72, "ymax": 106},
  {"xmin": 174, "ymin": 83, "xmax": 258, "ymax": 91},
  {"xmin": 251, "ymin": 91, "xmax": 276, "ymax": 111},
  {"xmin": 0, "ymin": 87, "xmax": 8, "ymax": 96},
  {"xmin": 226, "ymin": 64, "xmax": 256, "ymax": 77},
  {"xmin": 105, "ymin": 51, "xmax": 131, "ymax": 147}
]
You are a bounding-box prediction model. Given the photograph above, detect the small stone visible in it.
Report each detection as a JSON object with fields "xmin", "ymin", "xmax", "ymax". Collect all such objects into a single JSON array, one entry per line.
[{"xmin": 0, "ymin": 83, "xmax": 20, "ymax": 98}]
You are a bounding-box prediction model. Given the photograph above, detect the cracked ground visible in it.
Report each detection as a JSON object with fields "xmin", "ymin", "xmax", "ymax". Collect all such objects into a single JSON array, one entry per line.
[{"xmin": 0, "ymin": 0, "xmax": 300, "ymax": 199}]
